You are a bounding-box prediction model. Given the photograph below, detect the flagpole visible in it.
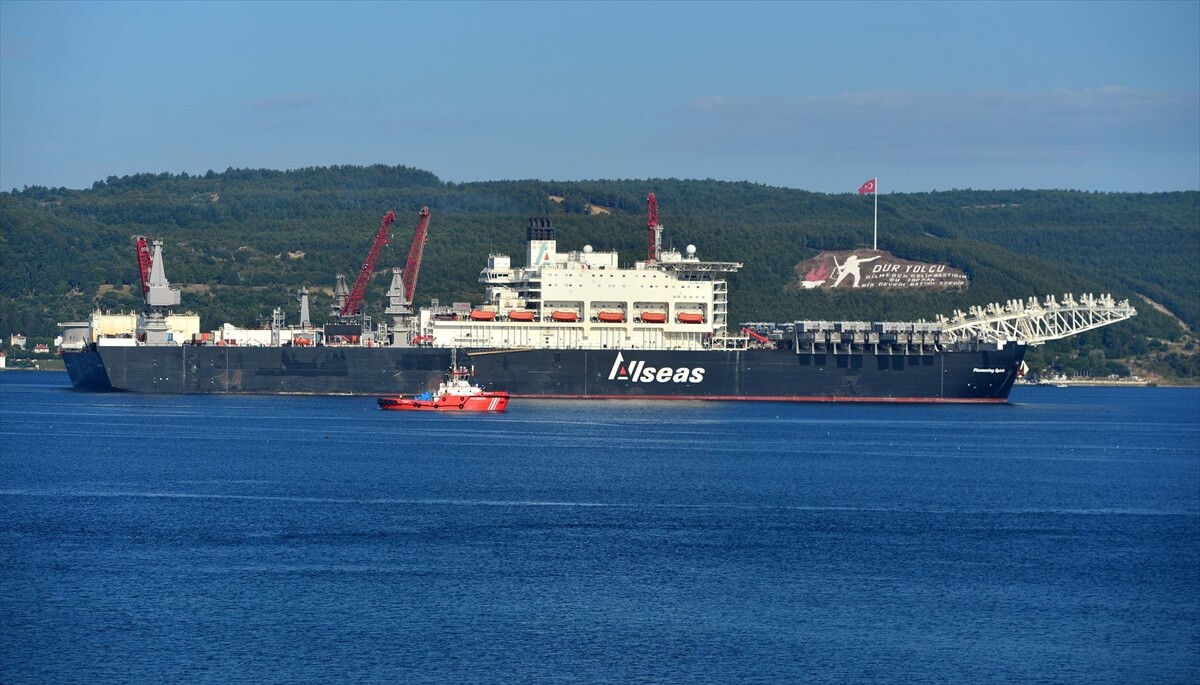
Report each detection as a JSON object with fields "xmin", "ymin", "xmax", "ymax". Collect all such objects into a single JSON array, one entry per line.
[{"xmin": 873, "ymin": 178, "xmax": 878, "ymax": 250}]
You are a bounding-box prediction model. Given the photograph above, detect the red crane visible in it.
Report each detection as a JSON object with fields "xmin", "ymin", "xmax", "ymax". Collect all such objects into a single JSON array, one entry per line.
[
  {"xmin": 646, "ymin": 193, "xmax": 659, "ymax": 262},
  {"xmin": 341, "ymin": 211, "xmax": 396, "ymax": 318},
  {"xmin": 135, "ymin": 236, "xmax": 153, "ymax": 296},
  {"xmin": 742, "ymin": 327, "xmax": 772, "ymax": 345},
  {"xmin": 401, "ymin": 206, "xmax": 432, "ymax": 307}
]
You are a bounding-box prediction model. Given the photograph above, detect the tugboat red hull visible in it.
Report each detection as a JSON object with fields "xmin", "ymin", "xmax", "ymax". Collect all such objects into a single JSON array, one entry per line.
[{"xmin": 377, "ymin": 392, "xmax": 509, "ymax": 412}]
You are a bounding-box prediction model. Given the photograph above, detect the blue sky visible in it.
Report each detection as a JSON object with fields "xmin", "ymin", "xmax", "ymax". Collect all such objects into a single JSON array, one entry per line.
[{"xmin": 2, "ymin": 0, "xmax": 1197, "ymax": 193}]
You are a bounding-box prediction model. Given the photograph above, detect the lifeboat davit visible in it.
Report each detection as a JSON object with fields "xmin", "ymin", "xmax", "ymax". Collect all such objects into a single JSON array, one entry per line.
[
  {"xmin": 596, "ymin": 310, "xmax": 625, "ymax": 323},
  {"xmin": 638, "ymin": 311, "xmax": 666, "ymax": 324},
  {"xmin": 676, "ymin": 312, "xmax": 705, "ymax": 324},
  {"xmin": 469, "ymin": 309, "xmax": 496, "ymax": 321},
  {"xmin": 508, "ymin": 310, "xmax": 535, "ymax": 322},
  {"xmin": 551, "ymin": 310, "xmax": 579, "ymax": 322},
  {"xmin": 378, "ymin": 367, "xmax": 509, "ymax": 412}
]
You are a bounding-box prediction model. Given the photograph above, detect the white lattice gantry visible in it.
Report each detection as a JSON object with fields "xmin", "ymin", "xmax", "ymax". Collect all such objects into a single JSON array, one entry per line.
[{"xmin": 937, "ymin": 293, "xmax": 1137, "ymax": 345}]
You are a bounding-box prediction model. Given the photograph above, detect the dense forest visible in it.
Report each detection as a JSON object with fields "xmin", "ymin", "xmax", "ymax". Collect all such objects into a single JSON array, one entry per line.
[{"xmin": 1, "ymin": 165, "xmax": 1197, "ymax": 382}]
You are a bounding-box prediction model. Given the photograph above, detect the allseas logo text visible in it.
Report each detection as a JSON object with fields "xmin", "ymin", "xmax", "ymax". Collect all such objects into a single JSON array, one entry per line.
[{"xmin": 608, "ymin": 352, "xmax": 705, "ymax": 384}]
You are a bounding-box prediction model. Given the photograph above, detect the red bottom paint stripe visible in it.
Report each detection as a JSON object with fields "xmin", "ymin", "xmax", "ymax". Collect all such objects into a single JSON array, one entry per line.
[{"xmin": 508, "ymin": 394, "xmax": 1008, "ymax": 403}]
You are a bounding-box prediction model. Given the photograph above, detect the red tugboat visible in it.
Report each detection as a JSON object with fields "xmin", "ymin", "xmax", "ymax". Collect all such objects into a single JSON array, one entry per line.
[{"xmin": 377, "ymin": 366, "xmax": 509, "ymax": 412}]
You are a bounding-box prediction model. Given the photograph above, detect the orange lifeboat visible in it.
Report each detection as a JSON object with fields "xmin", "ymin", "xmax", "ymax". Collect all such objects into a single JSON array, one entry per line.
[
  {"xmin": 551, "ymin": 310, "xmax": 579, "ymax": 323},
  {"xmin": 596, "ymin": 310, "xmax": 625, "ymax": 323},
  {"xmin": 469, "ymin": 309, "xmax": 496, "ymax": 321},
  {"xmin": 676, "ymin": 312, "xmax": 705, "ymax": 324},
  {"xmin": 507, "ymin": 310, "xmax": 535, "ymax": 322},
  {"xmin": 638, "ymin": 311, "xmax": 666, "ymax": 324}
]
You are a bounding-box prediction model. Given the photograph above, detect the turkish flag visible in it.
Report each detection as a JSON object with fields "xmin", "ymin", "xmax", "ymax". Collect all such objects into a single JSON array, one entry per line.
[{"xmin": 858, "ymin": 179, "xmax": 876, "ymax": 195}]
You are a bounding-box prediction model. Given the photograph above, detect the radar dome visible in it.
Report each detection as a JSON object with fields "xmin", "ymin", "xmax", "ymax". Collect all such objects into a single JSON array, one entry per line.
[
  {"xmin": 583, "ymin": 245, "xmax": 593, "ymax": 253},
  {"xmin": 686, "ymin": 244, "xmax": 697, "ymax": 255}
]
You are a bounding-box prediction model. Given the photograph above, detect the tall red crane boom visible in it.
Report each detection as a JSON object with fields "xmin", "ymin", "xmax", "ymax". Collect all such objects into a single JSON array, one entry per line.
[
  {"xmin": 135, "ymin": 236, "xmax": 153, "ymax": 296},
  {"xmin": 646, "ymin": 193, "xmax": 659, "ymax": 263},
  {"xmin": 341, "ymin": 211, "xmax": 396, "ymax": 317},
  {"xmin": 402, "ymin": 207, "xmax": 432, "ymax": 306}
]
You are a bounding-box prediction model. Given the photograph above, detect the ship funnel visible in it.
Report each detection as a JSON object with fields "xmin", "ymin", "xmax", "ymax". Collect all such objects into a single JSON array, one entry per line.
[
  {"xmin": 527, "ymin": 217, "xmax": 556, "ymax": 241},
  {"xmin": 527, "ymin": 217, "xmax": 558, "ymax": 267}
]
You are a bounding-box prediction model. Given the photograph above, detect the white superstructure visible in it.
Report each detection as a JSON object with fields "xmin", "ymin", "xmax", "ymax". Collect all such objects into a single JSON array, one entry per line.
[
  {"xmin": 58, "ymin": 310, "xmax": 202, "ymax": 349},
  {"xmin": 417, "ymin": 218, "xmax": 742, "ymax": 351}
]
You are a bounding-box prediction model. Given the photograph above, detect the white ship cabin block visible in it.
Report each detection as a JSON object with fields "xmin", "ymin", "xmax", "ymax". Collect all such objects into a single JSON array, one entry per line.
[
  {"xmin": 422, "ymin": 217, "xmax": 740, "ymax": 351},
  {"xmin": 85, "ymin": 311, "xmax": 200, "ymax": 345}
]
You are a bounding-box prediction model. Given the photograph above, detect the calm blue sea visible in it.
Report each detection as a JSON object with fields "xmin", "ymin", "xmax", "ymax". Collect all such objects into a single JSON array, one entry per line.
[{"xmin": 1, "ymin": 371, "xmax": 1197, "ymax": 684}]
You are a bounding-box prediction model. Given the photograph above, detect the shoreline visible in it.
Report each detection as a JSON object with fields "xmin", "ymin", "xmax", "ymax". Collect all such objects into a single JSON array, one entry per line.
[{"xmin": 1020, "ymin": 379, "xmax": 1200, "ymax": 388}]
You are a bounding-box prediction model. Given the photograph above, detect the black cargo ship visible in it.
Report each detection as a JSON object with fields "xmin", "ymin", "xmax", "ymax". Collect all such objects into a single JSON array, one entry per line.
[
  {"xmin": 62, "ymin": 211, "xmax": 1028, "ymax": 402},
  {"xmin": 64, "ymin": 335, "xmax": 1024, "ymax": 402}
]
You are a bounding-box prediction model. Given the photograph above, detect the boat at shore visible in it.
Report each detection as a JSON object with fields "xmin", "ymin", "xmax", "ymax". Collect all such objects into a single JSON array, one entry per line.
[
  {"xmin": 378, "ymin": 366, "xmax": 508, "ymax": 412},
  {"xmin": 59, "ymin": 199, "xmax": 1136, "ymax": 403}
]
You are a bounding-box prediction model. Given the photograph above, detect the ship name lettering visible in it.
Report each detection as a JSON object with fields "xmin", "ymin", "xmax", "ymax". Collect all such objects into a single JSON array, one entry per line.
[
  {"xmin": 609, "ymin": 353, "xmax": 705, "ymax": 384},
  {"xmin": 638, "ymin": 366, "xmax": 704, "ymax": 383}
]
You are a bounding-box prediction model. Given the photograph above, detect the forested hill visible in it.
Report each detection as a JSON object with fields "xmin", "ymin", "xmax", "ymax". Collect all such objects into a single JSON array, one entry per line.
[{"xmin": 1, "ymin": 164, "xmax": 1197, "ymax": 381}]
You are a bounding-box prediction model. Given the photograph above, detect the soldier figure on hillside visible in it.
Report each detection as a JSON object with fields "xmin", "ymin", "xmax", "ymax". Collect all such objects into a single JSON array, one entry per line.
[{"xmin": 831, "ymin": 254, "xmax": 879, "ymax": 288}]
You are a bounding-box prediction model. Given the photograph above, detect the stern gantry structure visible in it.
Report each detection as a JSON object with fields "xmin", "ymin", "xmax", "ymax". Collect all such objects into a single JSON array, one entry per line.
[{"xmin": 938, "ymin": 293, "xmax": 1138, "ymax": 345}]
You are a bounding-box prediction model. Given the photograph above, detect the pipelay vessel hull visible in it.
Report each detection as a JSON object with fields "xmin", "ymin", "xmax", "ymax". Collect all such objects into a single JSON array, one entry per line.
[
  {"xmin": 60, "ymin": 210, "xmax": 1044, "ymax": 403},
  {"xmin": 64, "ymin": 344, "xmax": 1023, "ymax": 402}
]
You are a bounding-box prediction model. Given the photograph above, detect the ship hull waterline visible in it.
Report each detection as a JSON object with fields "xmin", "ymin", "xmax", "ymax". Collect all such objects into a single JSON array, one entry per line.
[{"xmin": 63, "ymin": 344, "xmax": 1025, "ymax": 403}]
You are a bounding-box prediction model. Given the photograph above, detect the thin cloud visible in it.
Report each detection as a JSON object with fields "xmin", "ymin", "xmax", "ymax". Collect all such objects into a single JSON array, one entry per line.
[
  {"xmin": 0, "ymin": 37, "xmax": 34, "ymax": 60},
  {"xmin": 671, "ymin": 87, "xmax": 1200, "ymax": 161},
  {"xmin": 690, "ymin": 95, "xmax": 729, "ymax": 111},
  {"xmin": 252, "ymin": 92, "xmax": 321, "ymax": 111},
  {"xmin": 400, "ymin": 114, "xmax": 510, "ymax": 133}
]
